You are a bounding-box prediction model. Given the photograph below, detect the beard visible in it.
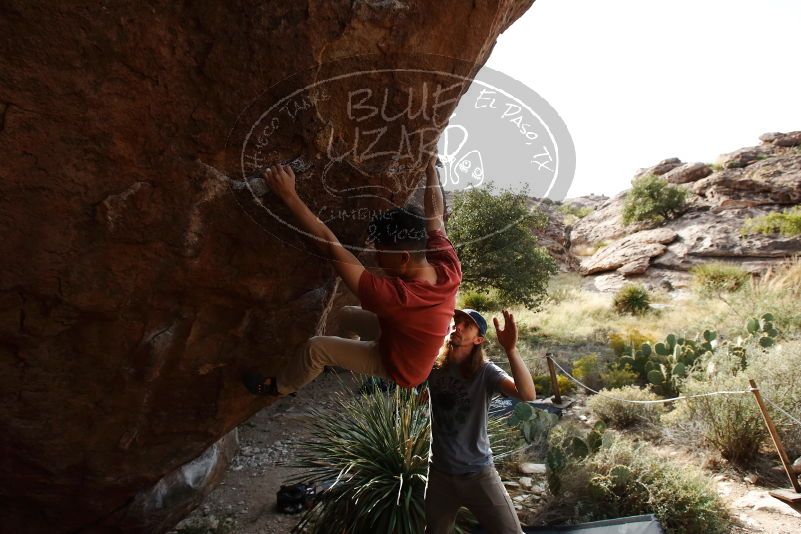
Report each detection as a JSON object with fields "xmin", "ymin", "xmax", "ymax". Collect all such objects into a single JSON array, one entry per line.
[{"xmin": 448, "ymin": 333, "xmax": 469, "ymax": 348}]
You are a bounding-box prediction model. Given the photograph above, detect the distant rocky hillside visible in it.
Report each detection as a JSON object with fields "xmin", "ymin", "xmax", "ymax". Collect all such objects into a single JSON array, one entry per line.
[
  {"xmin": 561, "ymin": 131, "xmax": 801, "ymax": 291},
  {"xmin": 444, "ymin": 131, "xmax": 801, "ymax": 293}
]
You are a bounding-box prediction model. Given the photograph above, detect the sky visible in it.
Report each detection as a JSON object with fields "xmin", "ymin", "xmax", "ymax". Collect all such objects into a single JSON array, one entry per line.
[{"xmin": 484, "ymin": 0, "xmax": 801, "ymax": 198}]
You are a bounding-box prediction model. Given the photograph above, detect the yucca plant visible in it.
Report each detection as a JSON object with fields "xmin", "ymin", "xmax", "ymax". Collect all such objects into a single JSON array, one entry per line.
[
  {"xmin": 288, "ymin": 388, "xmax": 430, "ymax": 533},
  {"xmin": 612, "ymin": 284, "xmax": 651, "ymax": 316},
  {"xmin": 287, "ymin": 387, "xmax": 523, "ymax": 533}
]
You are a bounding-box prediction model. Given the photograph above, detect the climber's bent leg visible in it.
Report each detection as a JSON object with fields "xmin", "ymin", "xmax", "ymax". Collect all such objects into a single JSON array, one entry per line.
[
  {"xmin": 275, "ymin": 335, "xmax": 388, "ymax": 395},
  {"xmin": 338, "ymin": 305, "xmax": 381, "ymax": 341}
]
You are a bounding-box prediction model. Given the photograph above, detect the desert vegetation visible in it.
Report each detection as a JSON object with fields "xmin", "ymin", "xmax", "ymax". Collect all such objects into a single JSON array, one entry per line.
[{"xmin": 622, "ymin": 174, "xmax": 688, "ymax": 225}]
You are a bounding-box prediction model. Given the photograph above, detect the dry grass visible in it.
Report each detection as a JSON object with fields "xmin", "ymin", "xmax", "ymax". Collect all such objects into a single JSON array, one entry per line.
[
  {"xmin": 512, "ymin": 259, "xmax": 801, "ymax": 353},
  {"xmin": 753, "ymin": 255, "xmax": 801, "ymax": 295},
  {"xmin": 513, "ymin": 277, "xmax": 724, "ymax": 346}
]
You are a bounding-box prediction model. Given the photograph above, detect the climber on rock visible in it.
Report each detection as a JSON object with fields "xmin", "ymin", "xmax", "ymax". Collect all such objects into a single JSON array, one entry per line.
[{"xmin": 244, "ymin": 154, "xmax": 461, "ymax": 396}]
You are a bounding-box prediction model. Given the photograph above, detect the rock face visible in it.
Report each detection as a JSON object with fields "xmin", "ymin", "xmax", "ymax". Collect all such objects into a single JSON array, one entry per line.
[
  {"xmin": 569, "ymin": 192, "xmax": 649, "ymax": 248},
  {"xmin": 632, "ymin": 157, "xmax": 683, "ymax": 180},
  {"xmin": 692, "ymin": 155, "xmax": 801, "ymax": 208},
  {"xmin": 0, "ymin": 1, "xmax": 534, "ymax": 531},
  {"xmin": 528, "ymin": 199, "xmax": 580, "ymax": 272},
  {"xmin": 109, "ymin": 430, "xmax": 240, "ymax": 533},
  {"xmin": 568, "ymin": 132, "xmax": 801, "ymax": 290},
  {"xmin": 662, "ymin": 162, "xmax": 713, "ymax": 184},
  {"xmin": 580, "ymin": 228, "xmax": 677, "ymax": 275}
]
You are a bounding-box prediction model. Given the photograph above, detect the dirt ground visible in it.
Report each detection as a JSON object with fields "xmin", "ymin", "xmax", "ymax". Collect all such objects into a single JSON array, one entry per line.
[
  {"xmin": 170, "ymin": 371, "xmax": 801, "ymax": 534},
  {"xmin": 168, "ymin": 371, "xmax": 356, "ymax": 534}
]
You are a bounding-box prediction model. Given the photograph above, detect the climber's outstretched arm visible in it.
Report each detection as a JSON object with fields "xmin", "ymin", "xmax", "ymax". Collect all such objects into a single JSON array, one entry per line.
[
  {"xmin": 424, "ymin": 155, "xmax": 446, "ymax": 234},
  {"xmin": 263, "ymin": 164, "xmax": 365, "ymax": 294}
]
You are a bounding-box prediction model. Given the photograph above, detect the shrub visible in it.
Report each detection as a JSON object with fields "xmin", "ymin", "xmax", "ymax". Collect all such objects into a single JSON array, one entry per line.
[
  {"xmin": 457, "ymin": 289, "xmax": 500, "ymax": 311},
  {"xmin": 756, "ymin": 257, "xmax": 801, "ymax": 297},
  {"xmin": 744, "ymin": 338, "xmax": 801, "ymax": 458},
  {"xmin": 599, "ymin": 366, "xmax": 639, "ymax": 389},
  {"xmin": 609, "ymin": 328, "xmax": 652, "ymax": 356},
  {"xmin": 587, "ymin": 386, "xmax": 665, "ymax": 428},
  {"xmin": 741, "ymin": 206, "xmax": 801, "ymax": 237},
  {"xmin": 544, "ymin": 273, "xmax": 582, "ymax": 304},
  {"xmin": 612, "ymin": 284, "xmax": 651, "ymax": 315},
  {"xmin": 533, "ymin": 374, "xmax": 576, "ymax": 397},
  {"xmin": 678, "ymin": 369, "xmax": 765, "ymax": 465},
  {"xmin": 571, "ymin": 354, "xmax": 603, "ymax": 390},
  {"xmin": 622, "ymin": 174, "xmax": 688, "ymax": 225},
  {"xmin": 557, "ymin": 203, "xmax": 593, "ymax": 225},
  {"xmin": 676, "ymin": 337, "xmax": 801, "ymax": 463},
  {"xmin": 691, "ymin": 262, "xmax": 750, "ymax": 295},
  {"xmin": 449, "ymin": 183, "xmax": 558, "ymax": 308},
  {"xmin": 541, "ymin": 431, "xmax": 731, "ymax": 534}
]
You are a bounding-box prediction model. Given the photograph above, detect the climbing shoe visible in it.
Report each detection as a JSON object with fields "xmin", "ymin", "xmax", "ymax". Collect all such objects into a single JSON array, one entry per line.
[{"xmin": 243, "ymin": 371, "xmax": 279, "ymax": 396}]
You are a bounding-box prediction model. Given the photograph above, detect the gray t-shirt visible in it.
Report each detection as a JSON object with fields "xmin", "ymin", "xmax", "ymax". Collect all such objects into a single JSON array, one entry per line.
[{"xmin": 427, "ymin": 361, "xmax": 511, "ymax": 475}]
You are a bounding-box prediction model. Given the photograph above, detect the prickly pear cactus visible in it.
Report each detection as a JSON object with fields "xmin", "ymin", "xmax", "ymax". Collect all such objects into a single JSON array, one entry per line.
[
  {"xmin": 745, "ymin": 312, "xmax": 779, "ymax": 348},
  {"xmin": 507, "ymin": 402, "xmax": 558, "ymax": 443}
]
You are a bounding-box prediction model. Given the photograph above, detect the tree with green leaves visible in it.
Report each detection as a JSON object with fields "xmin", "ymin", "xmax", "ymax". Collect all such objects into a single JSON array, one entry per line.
[
  {"xmin": 448, "ymin": 184, "xmax": 557, "ymax": 308},
  {"xmin": 622, "ymin": 174, "xmax": 688, "ymax": 225}
]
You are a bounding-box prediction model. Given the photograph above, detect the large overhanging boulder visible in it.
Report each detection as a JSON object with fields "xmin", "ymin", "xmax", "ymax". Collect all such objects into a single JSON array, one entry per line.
[{"xmin": 0, "ymin": 1, "xmax": 535, "ymax": 531}]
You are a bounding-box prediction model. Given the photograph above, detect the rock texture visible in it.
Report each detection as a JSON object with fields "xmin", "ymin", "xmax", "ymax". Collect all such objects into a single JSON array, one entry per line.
[
  {"xmin": 662, "ymin": 162, "xmax": 713, "ymax": 184},
  {"xmin": 568, "ymin": 192, "xmax": 649, "ymax": 248},
  {"xmin": 0, "ymin": 1, "xmax": 534, "ymax": 531},
  {"xmin": 528, "ymin": 199, "xmax": 580, "ymax": 272},
  {"xmin": 580, "ymin": 228, "xmax": 677, "ymax": 275},
  {"xmin": 110, "ymin": 430, "xmax": 240, "ymax": 533},
  {"xmin": 632, "ymin": 157, "xmax": 683, "ymax": 180},
  {"xmin": 568, "ymin": 132, "xmax": 801, "ymax": 290}
]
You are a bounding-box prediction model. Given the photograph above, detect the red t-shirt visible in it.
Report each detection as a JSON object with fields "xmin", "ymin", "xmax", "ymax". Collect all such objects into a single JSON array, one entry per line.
[{"xmin": 357, "ymin": 229, "xmax": 462, "ymax": 388}]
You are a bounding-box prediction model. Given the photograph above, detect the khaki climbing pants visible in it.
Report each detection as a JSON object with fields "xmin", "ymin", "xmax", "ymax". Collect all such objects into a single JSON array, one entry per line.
[
  {"xmin": 276, "ymin": 306, "xmax": 390, "ymax": 395},
  {"xmin": 425, "ymin": 465, "xmax": 523, "ymax": 534}
]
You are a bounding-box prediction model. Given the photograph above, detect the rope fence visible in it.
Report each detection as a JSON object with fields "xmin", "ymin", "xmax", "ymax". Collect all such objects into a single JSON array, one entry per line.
[
  {"xmin": 501, "ymin": 355, "xmax": 801, "ymax": 495},
  {"xmin": 763, "ymin": 395, "xmax": 801, "ymax": 429},
  {"xmin": 546, "ymin": 357, "xmax": 801, "ymax": 430}
]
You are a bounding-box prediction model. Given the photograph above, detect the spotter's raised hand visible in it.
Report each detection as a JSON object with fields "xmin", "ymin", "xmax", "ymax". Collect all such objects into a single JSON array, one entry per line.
[{"xmin": 492, "ymin": 309, "xmax": 518, "ymax": 353}]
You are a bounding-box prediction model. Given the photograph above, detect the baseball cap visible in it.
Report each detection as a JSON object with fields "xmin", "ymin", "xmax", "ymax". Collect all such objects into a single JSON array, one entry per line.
[{"xmin": 454, "ymin": 308, "xmax": 488, "ymax": 337}]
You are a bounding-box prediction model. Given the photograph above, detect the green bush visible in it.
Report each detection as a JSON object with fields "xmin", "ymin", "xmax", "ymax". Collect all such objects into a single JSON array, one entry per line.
[
  {"xmin": 587, "ymin": 386, "xmax": 665, "ymax": 428},
  {"xmin": 679, "ymin": 368, "xmax": 765, "ymax": 465},
  {"xmin": 741, "ymin": 338, "xmax": 801, "ymax": 458},
  {"xmin": 542, "ymin": 431, "xmax": 731, "ymax": 534},
  {"xmin": 488, "ymin": 413, "xmax": 526, "ymax": 465},
  {"xmin": 449, "ymin": 183, "xmax": 558, "ymax": 308},
  {"xmin": 622, "ymin": 174, "xmax": 688, "ymax": 225},
  {"xmin": 557, "ymin": 204, "xmax": 593, "ymax": 220},
  {"xmin": 457, "ymin": 289, "xmax": 500, "ymax": 311},
  {"xmin": 571, "ymin": 354, "xmax": 603, "ymax": 390},
  {"xmin": 599, "ymin": 366, "xmax": 639, "ymax": 389},
  {"xmin": 691, "ymin": 262, "xmax": 750, "ymax": 295},
  {"xmin": 612, "ymin": 284, "xmax": 651, "ymax": 315},
  {"xmin": 676, "ymin": 337, "xmax": 801, "ymax": 463},
  {"xmin": 741, "ymin": 206, "xmax": 801, "ymax": 237},
  {"xmin": 677, "ymin": 343, "xmax": 759, "ymax": 462},
  {"xmin": 533, "ymin": 374, "xmax": 576, "ymax": 397}
]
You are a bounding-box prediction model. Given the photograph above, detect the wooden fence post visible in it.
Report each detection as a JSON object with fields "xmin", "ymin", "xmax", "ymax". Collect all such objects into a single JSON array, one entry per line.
[
  {"xmin": 749, "ymin": 379, "xmax": 801, "ymax": 497},
  {"xmin": 545, "ymin": 353, "xmax": 562, "ymax": 405}
]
